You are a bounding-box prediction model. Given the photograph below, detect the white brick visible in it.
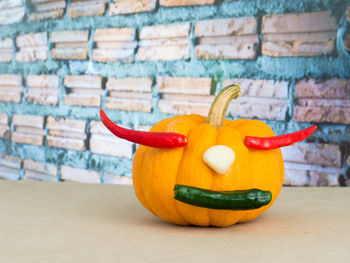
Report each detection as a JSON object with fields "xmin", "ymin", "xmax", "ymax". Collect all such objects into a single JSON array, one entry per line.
[
  {"xmin": 227, "ymin": 97, "xmax": 289, "ymax": 121},
  {"xmin": 140, "ymin": 23, "xmax": 190, "ymax": 39},
  {"xmin": 158, "ymin": 77, "xmax": 212, "ymax": 95},
  {"xmin": 47, "ymin": 136, "xmax": 85, "ymax": 151},
  {"xmin": 34, "ymin": 0, "xmax": 66, "ymax": 12},
  {"xmin": 262, "ymin": 11, "xmax": 337, "ymax": 34},
  {"xmin": 12, "ymin": 114, "xmax": 44, "ymax": 128},
  {"xmin": 94, "ymin": 28, "xmax": 136, "ymax": 42},
  {"xmin": 46, "ymin": 116, "xmax": 85, "ymax": 133},
  {"xmin": 92, "ymin": 48, "xmax": 134, "ymax": 62},
  {"xmin": 90, "ymin": 134, "xmax": 133, "ymax": 159},
  {"xmin": 109, "ymin": 0, "xmax": 156, "ymax": 15},
  {"xmin": 26, "ymin": 75, "xmax": 59, "ymax": 88},
  {"xmin": 48, "ymin": 129, "xmax": 86, "ymax": 140},
  {"xmin": 106, "ymin": 77, "xmax": 152, "ymax": 92},
  {"xmin": 138, "ymin": 44, "xmax": 190, "ymax": 61},
  {"xmin": 50, "ymin": 48, "xmax": 88, "ymax": 60},
  {"xmin": 222, "ymin": 79, "xmax": 288, "ymax": 98},
  {"xmin": 64, "ymin": 94, "xmax": 101, "ymax": 107},
  {"xmin": 0, "ymin": 6, "xmax": 25, "ymax": 25},
  {"xmin": 23, "ymin": 158, "xmax": 57, "ymax": 177},
  {"xmin": 106, "ymin": 97, "xmax": 152, "ymax": 112},
  {"xmin": 28, "ymin": 9, "xmax": 64, "ymax": 21},
  {"xmin": 64, "ymin": 75, "xmax": 102, "ymax": 88},
  {"xmin": 26, "ymin": 88, "xmax": 59, "ymax": 105},
  {"xmin": 68, "ymin": 0, "xmax": 106, "ymax": 18},
  {"xmin": 0, "ymin": 74, "xmax": 22, "ymax": 86},
  {"xmin": 16, "ymin": 32, "xmax": 47, "ymax": 47},
  {"xmin": 51, "ymin": 30, "xmax": 89, "ymax": 43},
  {"xmin": 158, "ymin": 99, "xmax": 211, "ymax": 115},
  {"xmin": 61, "ymin": 165, "xmax": 100, "ymax": 184},
  {"xmin": 15, "ymin": 47, "xmax": 47, "ymax": 62},
  {"xmin": 11, "ymin": 132, "xmax": 43, "ymax": 146},
  {"xmin": 0, "ymin": 113, "xmax": 8, "ymax": 125},
  {"xmin": 195, "ymin": 35, "xmax": 259, "ymax": 60},
  {"xmin": 24, "ymin": 170, "xmax": 57, "ymax": 181},
  {"xmin": 0, "ymin": 154, "xmax": 21, "ymax": 169},
  {"xmin": 195, "ymin": 17, "xmax": 257, "ymax": 37},
  {"xmin": 160, "ymin": 0, "xmax": 214, "ymax": 7},
  {"xmin": 0, "ymin": 38, "xmax": 13, "ymax": 48}
]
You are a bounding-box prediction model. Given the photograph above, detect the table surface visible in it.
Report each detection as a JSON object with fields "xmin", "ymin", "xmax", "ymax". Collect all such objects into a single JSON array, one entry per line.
[{"xmin": 0, "ymin": 181, "xmax": 349, "ymax": 263}]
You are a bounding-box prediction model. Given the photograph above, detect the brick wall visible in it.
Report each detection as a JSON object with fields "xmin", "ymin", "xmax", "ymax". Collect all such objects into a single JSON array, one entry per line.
[{"xmin": 0, "ymin": 0, "xmax": 349, "ymax": 186}]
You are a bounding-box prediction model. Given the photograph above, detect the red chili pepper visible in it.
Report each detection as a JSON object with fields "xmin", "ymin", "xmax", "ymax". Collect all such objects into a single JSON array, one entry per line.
[
  {"xmin": 244, "ymin": 125, "xmax": 317, "ymax": 150},
  {"xmin": 100, "ymin": 109, "xmax": 188, "ymax": 148}
]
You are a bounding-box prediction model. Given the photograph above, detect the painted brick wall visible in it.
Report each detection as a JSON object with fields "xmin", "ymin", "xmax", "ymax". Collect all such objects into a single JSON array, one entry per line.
[{"xmin": 0, "ymin": 0, "xmax": 349, "ymax": 186}]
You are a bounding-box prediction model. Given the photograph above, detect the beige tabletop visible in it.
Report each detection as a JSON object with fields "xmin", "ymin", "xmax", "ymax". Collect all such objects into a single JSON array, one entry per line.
[{"xmin": 0, "ymin": 180, "xmax": 349, "ymax": 263}]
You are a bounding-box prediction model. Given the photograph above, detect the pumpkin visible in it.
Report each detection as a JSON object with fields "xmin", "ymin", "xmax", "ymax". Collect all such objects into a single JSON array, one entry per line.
[{"xmin": 100, "ymin": 85, "xmax": 316, "ymax": 227}]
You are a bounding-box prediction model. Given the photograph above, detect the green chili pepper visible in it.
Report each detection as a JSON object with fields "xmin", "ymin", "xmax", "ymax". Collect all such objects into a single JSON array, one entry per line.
[{"xmin": 174, "ymin": 185, "xmax": 272, "ymax": 210}]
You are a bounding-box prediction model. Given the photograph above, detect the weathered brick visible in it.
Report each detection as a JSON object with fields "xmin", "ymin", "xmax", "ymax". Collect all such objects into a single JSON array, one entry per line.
[
  {"xmin": 0, "ymin": 154, "xmax": 21, "ymax": 180},
  {"xmin": 294, "ymin": 78, "xmax": 350, "ymax": 124},
  {"xmin": 29, "ymin": 9, "xmax": 64, "ymax": 21},
  {"xmin": 0, "ymin": 38, "xmax": 13, "ymax": 62},
  {"xmin": 0, "ymin": 4, "xmax": 25, "ymax": 25},
  {"xmin": 103, "ymin": 173, "xmax": 132, "ymax": 184},
  {"xmin": 28, "ymin": 0, "xmax": 66, "ymax": 21},
  {"xmin": 26, "ymin": 75, "xmax": 59, "ymax": 105},
  {"xmin": 106, "ymin": 98, "xmax": 152, "ymax": 112},
  {"xmin": 295, "ymin": 79, "xmax": 350, "ymax": 99},
  {"xmin": 46, "ymin": 117, "xmax": 86, "ymax": 150},
  {"xmin": 281, "ymin": 142, "xmax": 341, "ymax": 168},
  {"xmin": 90, "ymin": 121, "xmax": 133, "ymax": 159},
  {"xmin": 294, "ymin": 105, "xmax": 350, "ymax": 124},
  {"xmin": 11, "ymin": 114, "xmax": 44, "ymax": 146},
  {"xmin": 262, "ymin": 11, "xmax": 337, "ymax": 57},
  {"xmin": 195, "ymin": 34, "xmax": 258, "ymax": 60},
  {"xmin": 227, "ymin": 97, "xmax": 288, "ymax": 121},
  {"xmin": 52, "ymin": 30, "xmax": 88, "ymax": 43},
  {"xmin": 61, "ymin": 165, "xmax": 100, "ymax": 184},
  {"xmin": 138, "ymin": 44, "xmax": 190, "ymax": 61},
  {"xmin": 160, "ymin": 0, "xmax": 214, "ymax": 6},
  {"xmin": 284, "ymin": 162, "xmax": 342, "ymax": 186},
  {"xmin": 47, "ymin": 116, "xmax": 85, "ymax": 133},
  {"xmin": 106, "ymin": 77, "xmax": 153, "ymax": 112},
  {"xmin": 94, "ymin": 28, "xmax": 136, "ymax": 42},
  {"xmin": 223, "ymin": 79, "xmax": 288, "ymax": 98},
  {"xmin": 138, "ymin": 23, "xmax": 190, "ymax": 61},
  {"xmin": 51, "ymin": 48, "xmax": 88, "ymax": 60},
  {"xmin": 93, "ymin": 48, "xmax": 134, "ymax": 62},
  {"xmin": 23, "ymin": 158, "xmax": 57, "ymax": 181},
  {"xmin": 0, "ymin": 74, "xmax": 23, "ymax": 103},
  {"xmin": 64, "ymin": 75, "xmax": 103, "ymax": 107},
  {"xmin": 223, "ymin": 79, "xmax": 289, "ymax": 120},
  {"xmin": 12, "ymin": 114, "xmax": 43, "ymax": 128},
  {"xmin": 347, "ymin": 6, "xmax": 350, "ymax": 23},
  {"xmin": 262, "ymin": 11, "xmax": 337, "ymax": 34},
  {"xmin": 16, "ymin": 32, "xmax": 47, "ymax": 47},
  {"xmin": 158, "ymin": 77, "xmax": 212, "ymax": 95},
  {"xmin": 47, "ymin": 136, "xmax": 85, "ymax": 151},
  {"xmin": 0, "ymin": 113, "xmax": 9, "ymax": 139},
  {"xmin": 158, "ymin": 99, "xmax": 212, "ymax": 116},
  {"xmin": 93, "ymin": 28, "xmax": 136, "ymax": 62},
  {"xmin": 195, "ymin": 17, "xmax": 257, "ymax": 37},
  {"xmin": 140, "ymin": 23, "xmax": 190, "ymax": 40},
  {"xmin": 106, "ymin": 77, "xmax": 152, "ymax": 92},
  {"xmin": 68, "ymin": 0, "xmax": 106, "ymax": 18},
  {"xmin": 262, "ymin": 32, "xmax": 335, "ymax": 57},
  {"xmin": 50, "ymin": 30, "xmax": 89, "ymax": 60},
  {"xmin": 109, "ymin": 0, "xmax": 156, "ymax": 16},
  {"xmin": 15, "ymin": 47, "xmax": 48, "ymax": 62}
]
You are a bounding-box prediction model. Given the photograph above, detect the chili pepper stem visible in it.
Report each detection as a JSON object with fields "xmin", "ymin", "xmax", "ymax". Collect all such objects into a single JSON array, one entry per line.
[{"xmin": 207, "ymin": 85, "xmax": 241, "ymax": 129}]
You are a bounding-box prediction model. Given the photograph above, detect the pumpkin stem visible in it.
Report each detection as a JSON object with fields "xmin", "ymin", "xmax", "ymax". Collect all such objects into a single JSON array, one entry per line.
[{"xmin": 207, "ymin": 85, "xmax": 241, "ymax": 129}]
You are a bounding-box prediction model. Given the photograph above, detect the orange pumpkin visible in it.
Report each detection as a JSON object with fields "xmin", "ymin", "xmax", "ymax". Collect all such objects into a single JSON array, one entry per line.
[{"xmin": 101, "ymin": 85, "xmax": 315, "ymax": 227}]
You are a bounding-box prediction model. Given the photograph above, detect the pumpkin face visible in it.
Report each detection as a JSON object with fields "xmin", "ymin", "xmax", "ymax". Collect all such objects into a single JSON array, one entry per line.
[
  {"xmin": 100, "ymin": 85, "xmax": 316, "ymax": 227},
  {"xmin": 132, "ymin": 116, "xmax": 283, "ymax": 227}
]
